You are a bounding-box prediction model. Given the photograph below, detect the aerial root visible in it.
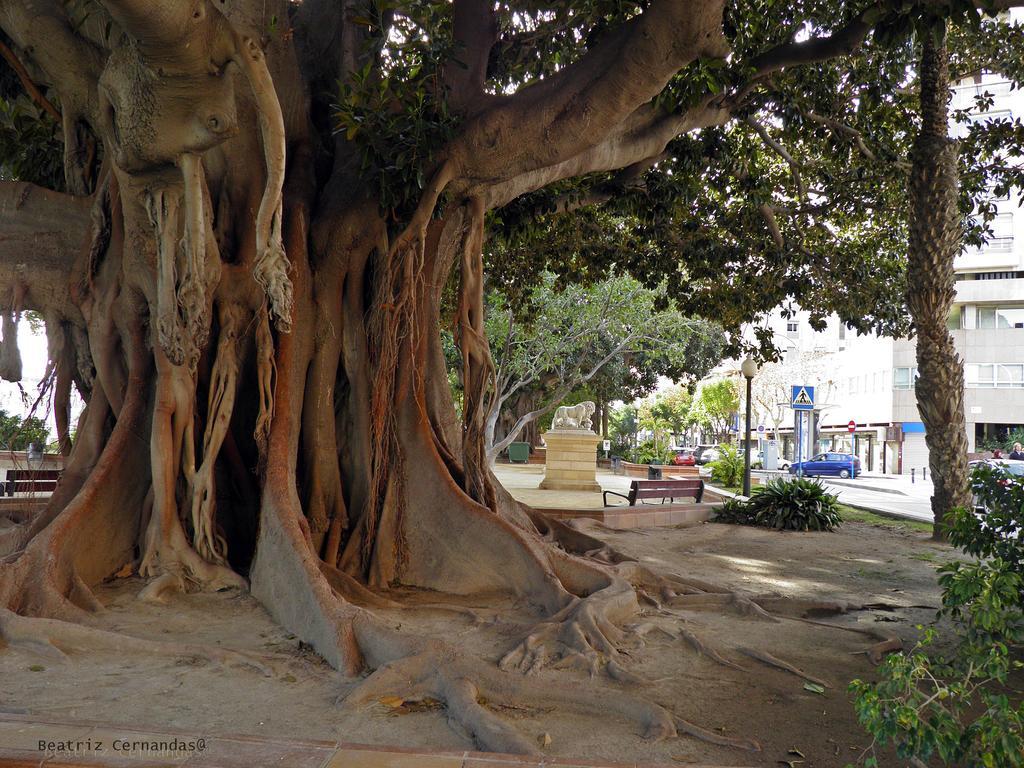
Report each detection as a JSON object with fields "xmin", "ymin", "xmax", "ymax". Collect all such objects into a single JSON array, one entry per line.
[
  {"xmin": 678, "ymin": 628, "xmax": 748, "ymax": 672},
  {"xmin": 0, "ymin": 609, "xmax": 280, "ymax": 676},
  {"xmin": 737, "ymin": 647, "xmax": 830, "ymax": 688},
  {"xmin": 672, "ymin": 714, "xmax": 762, "ymax": 752},
  {"xmin": 190, "ymin": 303, "xmax": 245, "ymax": 565}
]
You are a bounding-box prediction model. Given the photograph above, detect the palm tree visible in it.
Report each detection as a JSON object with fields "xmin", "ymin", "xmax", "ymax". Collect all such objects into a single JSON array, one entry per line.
[{"xmin": 907, "ymin": 19, "xmax": 972, "ymax": 539}]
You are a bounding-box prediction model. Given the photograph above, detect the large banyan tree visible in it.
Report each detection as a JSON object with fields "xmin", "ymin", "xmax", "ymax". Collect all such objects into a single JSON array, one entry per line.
[{"xmin": 0, "ymin": 0, "xmax": 1022, "ymax": 754}]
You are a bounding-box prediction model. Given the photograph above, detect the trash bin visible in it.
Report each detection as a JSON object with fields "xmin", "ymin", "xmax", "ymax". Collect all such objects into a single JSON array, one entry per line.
[
  {"xmin": 648, "ymin": 463, "xmax": 663, "ymax": 480},
  {"xmin": 507, "ymin": 442, "xmax": 531, "ymax": 464}
]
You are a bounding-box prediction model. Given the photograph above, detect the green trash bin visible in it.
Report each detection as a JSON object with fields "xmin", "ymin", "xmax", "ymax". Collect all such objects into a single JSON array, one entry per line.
[{"xmin": 508, "ymin": 442, "xmax": 531, "ymax": 464}]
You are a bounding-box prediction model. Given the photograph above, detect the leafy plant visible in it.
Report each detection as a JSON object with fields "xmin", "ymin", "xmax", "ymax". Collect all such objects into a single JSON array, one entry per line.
[
  {"xmin": 709, "ymin": 444, "xmax": 744, "ymax": 488},
  {"xmin": 715, "ymin": 477, "xmax": 842, "ymax": 531},
  {"xmin": 851, "ymin": 466, "xmax": 1024, "ymax": 767},
  {"xmin": 631, "ymin": 440, "xmax": 669, "ymax": 465}
]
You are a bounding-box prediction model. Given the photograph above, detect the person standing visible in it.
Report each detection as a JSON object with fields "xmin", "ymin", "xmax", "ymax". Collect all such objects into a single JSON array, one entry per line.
[{"xmin": 1010, "ymin": 443, "xmax": 1024, "ymax": 461}]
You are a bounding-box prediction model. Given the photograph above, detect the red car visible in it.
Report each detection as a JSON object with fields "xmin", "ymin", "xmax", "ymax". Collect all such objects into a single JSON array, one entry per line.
[{"xmin": 670, "ymin": 449, "xmax": 696, "ymax": 466}]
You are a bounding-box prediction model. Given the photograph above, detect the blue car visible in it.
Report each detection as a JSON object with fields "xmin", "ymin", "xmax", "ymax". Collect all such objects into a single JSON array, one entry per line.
[{"xmin": 789, "ymin": 452, "xmax": 861, "ymax": 478}]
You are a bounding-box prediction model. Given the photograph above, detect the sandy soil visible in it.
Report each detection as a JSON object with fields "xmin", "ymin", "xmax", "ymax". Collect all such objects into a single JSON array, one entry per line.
[{"xmin": 0, "ymin": 517, "xmax": 957, "ymax": 767}]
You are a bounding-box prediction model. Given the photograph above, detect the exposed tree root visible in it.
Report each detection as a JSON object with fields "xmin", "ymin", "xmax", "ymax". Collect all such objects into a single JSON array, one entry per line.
[
  {"xmin": 670, "ymin": 592, "xmax": 779, "ymax": 621},
  {"xmin": 678, "ymin": 628, "xmax": 748, "ymax": 672},
  {"xmin": 524, "ymin": 508, "xmax": 635, "ymax": 565},
  {"xmin": 737, "ymin": 647, "xmax": 830, "ymax": 688},
  {"xmin": 0, "ymin": 609, "xmax": 278, "ymax": 675},
  {"xmin": 499, "ymin": 576, "xmax": 635, "ymax": 676},
  {"xmin": 673, "ymin": 714, "xmax": 762, "ymax": 752}
]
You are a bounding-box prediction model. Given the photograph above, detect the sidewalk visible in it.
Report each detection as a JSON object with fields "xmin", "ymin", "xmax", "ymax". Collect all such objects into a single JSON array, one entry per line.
[{"xmin": 0, "ymin": 712, "xmax": 744, "ymax": 768}]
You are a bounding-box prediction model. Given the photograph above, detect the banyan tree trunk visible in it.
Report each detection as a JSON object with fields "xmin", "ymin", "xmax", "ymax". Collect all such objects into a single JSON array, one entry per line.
[{"xmin": 907, "ymin": 21, "xmax": 972, "ymax": 539}]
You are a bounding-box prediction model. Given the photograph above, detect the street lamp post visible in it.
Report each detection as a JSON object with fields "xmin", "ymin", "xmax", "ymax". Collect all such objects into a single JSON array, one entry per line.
[{"xmin": 741, "ymin": 357, "xmax": 759, "ymax": 496}]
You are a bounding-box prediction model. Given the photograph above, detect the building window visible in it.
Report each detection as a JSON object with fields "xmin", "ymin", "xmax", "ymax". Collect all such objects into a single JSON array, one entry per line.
[
  {"xmin": 987, "ymin": 213, "xmax": 1014, "ymax": 253},
  {"xmin": 966, "ymin": 364, "xmax": 1024, "ymax": 388},
  {"xmin": 786, "ymin": 321, "xmax": 799, "ymax": 334},
  {"xmin": 893, "ymin": 367, "xmax": 918, "ymax": 390},
  {"xmin": 999, "ymin": 364, "xmax": 1024, "ymax": 387},
  {"xmin": 978, "ymin": 306, "xmax": 1024, "ymax": 329},
  {"xmin": 849, "ymin": 377, "xmax": 858, "ymax": 395}
]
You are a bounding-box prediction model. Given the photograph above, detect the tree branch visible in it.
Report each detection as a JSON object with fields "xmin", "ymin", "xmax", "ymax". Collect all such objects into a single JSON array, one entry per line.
[
  {"xmin": 802, "ymin": 109, "xmax": 911, "ymax": 171},
  {"xmin": 0, "ymin": 182, "xmax": 90, "ymax": 316},
  {"xmin": 0, "ymin": 39, "xmax": 60, "ymax": 121},
  {"xmin": 453, "ymin": 0, "xmax": 729, "ymax": 191},
  {"xmin": 748, "ymin": 7, "xmax": 876, "ymax": 78}
]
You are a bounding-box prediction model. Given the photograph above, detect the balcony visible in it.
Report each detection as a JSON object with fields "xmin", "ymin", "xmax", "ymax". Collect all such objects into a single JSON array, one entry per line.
[{"xmin": 955, "ymin": 240, "xmax": 1019, "ymax": 272}]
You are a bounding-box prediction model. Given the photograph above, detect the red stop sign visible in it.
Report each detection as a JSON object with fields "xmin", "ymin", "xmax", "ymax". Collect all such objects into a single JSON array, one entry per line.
[{"xmin": 848, "ymin": 420, "xmax": 856, "ymax": 433}]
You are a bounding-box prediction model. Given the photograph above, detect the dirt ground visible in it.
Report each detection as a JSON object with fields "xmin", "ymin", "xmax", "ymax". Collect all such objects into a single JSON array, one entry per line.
[{"xmin": 0, "ymin": 516, "xmax": 957, "ymax": 767}]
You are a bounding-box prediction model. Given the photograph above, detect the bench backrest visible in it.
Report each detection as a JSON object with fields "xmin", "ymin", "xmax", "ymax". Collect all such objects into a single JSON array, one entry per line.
[
  {"xmin": 628, "ymin": 478, "xmax": 703, "ymax": 503},
  {"xmin": 4, "ymin": 469, "xmax": 62, "ymax": 496},
  {"xmin": 6, "ymin": 469, "xmax": 62, "ymax": 481}
]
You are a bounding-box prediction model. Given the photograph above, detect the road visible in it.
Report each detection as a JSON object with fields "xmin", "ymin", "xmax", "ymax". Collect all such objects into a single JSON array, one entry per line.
[
  {"xmin": 753, "ymin": 470, "xmax": 935, "ymax": 522},
  {"xmin": 822, "ymin": 482, "xmax": 933, "ymax": 522}
]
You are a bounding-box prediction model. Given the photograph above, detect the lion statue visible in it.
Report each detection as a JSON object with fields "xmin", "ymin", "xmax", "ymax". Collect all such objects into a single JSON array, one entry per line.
[{"xmin": 551, "ymin": 400, "xmax": 596, "ymax": 431}]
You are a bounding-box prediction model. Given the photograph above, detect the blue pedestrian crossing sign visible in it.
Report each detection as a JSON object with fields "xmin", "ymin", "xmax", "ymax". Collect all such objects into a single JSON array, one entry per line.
[{"xmin": 791, "ymin": 385, "xmax": 815, "ymax": 411}]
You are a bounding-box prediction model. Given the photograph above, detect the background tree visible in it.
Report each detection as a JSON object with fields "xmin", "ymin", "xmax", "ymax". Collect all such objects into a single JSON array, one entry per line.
[
  {"xmin": 609, "ymin": 404, "xmax": 640, "ymax": 456},
  {"xmin": 649, "ymin": 386, "xmax": 694, "ymax": 446},
  {"xmin": 480, "ymin": 273, "xmax": 723, "ymax": 462},
  {"xmin": 750, "ymin": 351, "xmax": 828, "ymax": 440},
  {"xmin": 0, "ymin": 410, "xmax": 48, "ymax": 451},
  {"xmin": 690, "ymin": 378, "xmax": 740, "ymax": 443}
]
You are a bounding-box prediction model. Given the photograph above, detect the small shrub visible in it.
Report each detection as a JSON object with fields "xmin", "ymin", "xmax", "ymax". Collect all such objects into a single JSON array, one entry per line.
[
  {"xmin": 713, "ymin": 497, "xmax": 755, "ymax": 525},
  {"xmin": 631, "ymin": 440, "xmax": 670, "ymax": 465},
  {"xmin": 714, "ymin": 477, "xmax": 842, "ymax": 531},
  {"xmin": 709, "ymin": 444, "xmax": 744, "ymax": 487}
]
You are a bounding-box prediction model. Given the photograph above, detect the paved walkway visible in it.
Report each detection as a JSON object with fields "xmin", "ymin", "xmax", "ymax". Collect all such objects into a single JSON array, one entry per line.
[
  {"xmin": 493, "ymin": 465, "xmax": 632, "ymax": 510},
  {"xmin": 0, "ymin": 712, "xmax": 742, "ymax": 768}
]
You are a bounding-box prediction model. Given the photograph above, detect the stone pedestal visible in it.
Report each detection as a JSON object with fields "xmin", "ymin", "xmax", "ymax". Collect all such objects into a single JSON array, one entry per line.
[{"xmin": 539, "ymin": 430, "xmax": 601, "ymax": 492}]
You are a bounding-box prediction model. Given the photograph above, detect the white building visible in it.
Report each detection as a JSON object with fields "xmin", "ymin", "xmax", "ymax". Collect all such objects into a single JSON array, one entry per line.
[{"xmin": 745, "ymin": 66, "xmax": 1024, "ymax": 474}]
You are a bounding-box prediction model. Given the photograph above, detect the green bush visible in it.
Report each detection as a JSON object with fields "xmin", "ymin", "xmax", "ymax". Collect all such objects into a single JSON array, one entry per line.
[
  {"xmin": 714, "ymin": 477, "xmax": 842, "ymax": 531},
  {"xmin": 709, "ymin": 444, "xmax": 744, "ymax": 487},
  {"xmin": 630, "ymin": 440, "xmax": 670, "ymax": 465},
  {"xmin": 851, "ymin": 466, "xmax": 1024, "ymax": 767}
]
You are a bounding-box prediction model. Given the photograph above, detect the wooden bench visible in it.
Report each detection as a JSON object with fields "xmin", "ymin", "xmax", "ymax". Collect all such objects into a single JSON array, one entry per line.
[
  {"xmin": 603, "ymin": 478, "xmax": 704, "ymax": 506},
  {"xmin": 4, "ymin": 469, "xmax": 61, "ymax": 496}
]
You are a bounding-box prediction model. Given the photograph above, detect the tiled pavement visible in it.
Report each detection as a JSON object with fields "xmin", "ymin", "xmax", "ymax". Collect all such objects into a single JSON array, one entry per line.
[
  {"xmin": 0, "ymin": 713, "xmax": 748, "ymax": 768},
  {"xmin": 491, "ymin": 466, "xmax": 718, "ymax": 528}
]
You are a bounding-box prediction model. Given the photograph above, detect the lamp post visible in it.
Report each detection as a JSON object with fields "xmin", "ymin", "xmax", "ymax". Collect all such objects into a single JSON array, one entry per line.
[{"xmin": 741, "ymin": 357, "xmax": 759, "ymax": 496}]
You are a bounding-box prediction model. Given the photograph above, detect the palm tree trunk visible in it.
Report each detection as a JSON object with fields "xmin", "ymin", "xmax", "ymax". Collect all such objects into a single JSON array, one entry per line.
[{"xmin": 907, "ymin": 21, "xmax": 972, "ymax": 540}]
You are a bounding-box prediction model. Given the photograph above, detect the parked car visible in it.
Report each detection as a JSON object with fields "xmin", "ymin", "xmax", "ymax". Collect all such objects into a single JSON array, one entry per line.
[
  {"xmin": 693, "ymin": 445, "xmax": 721, "ymax": 465},
  {"xmin": 670, "ymin": 448, "xmax": 696, "ymax": 466},
  {"xmin": 788, "ymin": 452, "xmax": 861, "ymax": 478},
  {"xmin": 754, "ymin": 450, "xmax": 790, "ymax": 471}
]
